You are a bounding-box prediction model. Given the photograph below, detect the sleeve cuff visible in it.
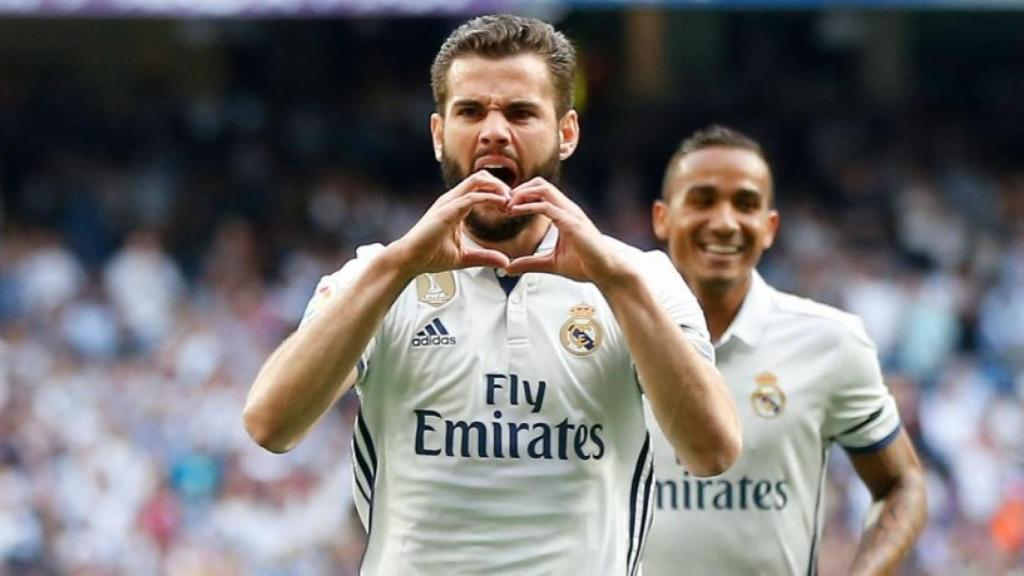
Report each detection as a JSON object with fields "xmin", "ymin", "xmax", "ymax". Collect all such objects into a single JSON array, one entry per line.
[{"xmin": 842, "ymin": 424, "xmax": 901, "ymax": 454}]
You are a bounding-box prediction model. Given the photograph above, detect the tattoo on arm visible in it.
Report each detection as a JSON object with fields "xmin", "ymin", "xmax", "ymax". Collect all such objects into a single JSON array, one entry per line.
[{"xmin": 847, "ymin": 431, "xmax": 928, "ymax": 576}]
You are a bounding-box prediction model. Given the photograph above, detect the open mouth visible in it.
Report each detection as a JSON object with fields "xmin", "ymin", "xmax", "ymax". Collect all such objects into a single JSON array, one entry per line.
[{"xmin": 483, "ymin": 166, "xmax": 517, "ymax": 187}]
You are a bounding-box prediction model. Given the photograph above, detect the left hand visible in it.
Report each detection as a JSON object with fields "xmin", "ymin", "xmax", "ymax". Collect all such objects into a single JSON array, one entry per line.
[{"xmin": 505, "ymin": 177, "xmax": 627, "ymax": 285}]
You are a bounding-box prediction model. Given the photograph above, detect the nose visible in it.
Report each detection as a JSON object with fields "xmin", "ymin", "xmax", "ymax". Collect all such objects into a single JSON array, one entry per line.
[
  {"xmin": 707, "ymin": 202, "xmax": 740, "ymax": 235},
  {"xmin": 479, "ymin": 110, "xmax": 511, "ymax": 148}
]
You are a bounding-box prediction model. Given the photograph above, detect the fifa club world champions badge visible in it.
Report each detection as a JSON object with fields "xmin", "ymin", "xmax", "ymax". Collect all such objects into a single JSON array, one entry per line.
[
  {"xmin": 416, "ymin": 272, "xmax": 456, "ymax": 307},
  {"xmin": 560, "ymin": 303, "xmax": 603, "ymax": 356},
  {"xmin": 751, "ymin": 371, "xmax": 786, "ymax": 418}
]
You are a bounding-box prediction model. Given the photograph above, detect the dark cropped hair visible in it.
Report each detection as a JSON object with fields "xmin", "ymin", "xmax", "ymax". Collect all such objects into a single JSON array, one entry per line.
[
  {"xmin": 431, "ymin": 14, "xmax": 577, "ymax": 118},
  {"xmin": 662, "ymin": 125, "xmax": 773, "ymax": 201},
  {"xmin": 676, "ymin": 125, "xmax": 764, "ymax": 158}
]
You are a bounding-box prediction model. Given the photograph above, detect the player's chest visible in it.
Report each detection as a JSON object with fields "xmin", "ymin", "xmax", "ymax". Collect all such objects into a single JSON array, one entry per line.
[
  {"xmin": 717, "ymin": 345, "xmax": 833, "ymax": 452},
  {"xmin": 380, "ymin": 272, "xmax": 632, "ymax": 409}
]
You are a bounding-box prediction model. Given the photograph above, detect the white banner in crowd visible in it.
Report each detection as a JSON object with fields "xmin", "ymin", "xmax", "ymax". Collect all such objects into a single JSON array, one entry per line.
[{"xmin": 0, "ymin": 0, "xmax": 511, "ymax": 16}]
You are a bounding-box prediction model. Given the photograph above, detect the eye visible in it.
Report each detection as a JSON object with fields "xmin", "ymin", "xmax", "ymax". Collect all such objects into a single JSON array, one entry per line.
[
  {"xmin": 686, "ymin": 190, "xmax": 715, "ymax": 208},
  {"xmin": 508, "ymin": 108, "xmax": 535, "ymax": 121},
  {"xmin": 455, "ymin": 106, "xmax": 482, "ymax": 119},
  {"xmin": 734, "ymin": 192, "xmax": 762, "ymax": 212}
]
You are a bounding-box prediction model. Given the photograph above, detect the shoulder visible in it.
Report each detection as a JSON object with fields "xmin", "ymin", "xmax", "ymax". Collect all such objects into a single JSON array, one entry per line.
[
  {"xmin": 770, "ymin": 286, "xmax": 876, "ymax": 344},
  {"xmin": 328, "ymin": 243, "xmax": 387, "ymax": 275},
  {"xmin": 770, "ymin": 288, "xmax": 875, "ymax": 350},
  {"xmin": 603, "ymin": 236, "xmax": 678, "ymax": 278},
  {"xmin": 318, "ymin": 243, "xmax": 388, "ymax": 283},
  {"xmin": 302, "ymin": 243, "xmax": 389, "ymax": 324}
]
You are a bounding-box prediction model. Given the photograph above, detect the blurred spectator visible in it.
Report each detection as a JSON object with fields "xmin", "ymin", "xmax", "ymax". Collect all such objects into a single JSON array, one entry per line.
[{"xmin": 104, "ymin": 229, "xmax": 186, "ymax": 351}]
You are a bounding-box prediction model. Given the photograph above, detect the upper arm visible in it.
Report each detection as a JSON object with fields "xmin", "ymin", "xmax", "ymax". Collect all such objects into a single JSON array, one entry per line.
[
  {"xmin": 642, "ymin": 249, "xmax": 715, "ymax": 363},
  {"xmin": 847, "ymin": 429, "xmax": 924, "ymax": 501},
  {"xmin": 824, "ymin": 320, "xmax": 900, "ymax": 448}
]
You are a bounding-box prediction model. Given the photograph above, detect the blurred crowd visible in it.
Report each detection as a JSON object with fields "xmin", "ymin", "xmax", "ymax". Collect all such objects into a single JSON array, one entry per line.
[{"xmin": 1, "ymin": 14, "xmax": 1023, "ymax": 576}]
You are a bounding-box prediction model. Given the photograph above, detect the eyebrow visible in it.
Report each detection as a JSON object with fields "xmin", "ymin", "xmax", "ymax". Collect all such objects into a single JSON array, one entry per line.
[
  {"xmin": 733, "ymin": 187, "xmax": 765, "ymax": 200},
  {"xmin": 504, "ymin": 100, "xmax": 543, "ymax": 112},
  {"xmin": 448, "ymin": 98, "xmax": 543, "ymax": 112},
  {"xmin": 687, "ymin": 184, "xmax": 764, "ymax": 196},
  {"xmin": 678, "ymin": 184, "xmax": 767, "ymax": 206},
  {"xmin": 449, "ymin": 98, "xmax": 483, "ymax": 110}
]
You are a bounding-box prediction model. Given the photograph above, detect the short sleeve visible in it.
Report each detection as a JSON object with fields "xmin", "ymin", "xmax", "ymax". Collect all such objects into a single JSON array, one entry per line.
[
  {"xmin": 298, "ymin": 243, "xmax": 388, "ymax": 384},
  {"xmin": 824, "ymin": 319, "xmax": 902, "ymax": 453},
  {"xmin": 641, "ymin": 250, "xmax": 715, "ymax": 364}
]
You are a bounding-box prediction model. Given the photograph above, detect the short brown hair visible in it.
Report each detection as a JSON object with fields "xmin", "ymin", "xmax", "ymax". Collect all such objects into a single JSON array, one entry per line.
[
  {"xmin": 662, "ymin": 125, "xmax": 773, "ymax": 201},
  {"xmin": 430, "ymin": 14, "xmax": 577, "ymax": 118}
]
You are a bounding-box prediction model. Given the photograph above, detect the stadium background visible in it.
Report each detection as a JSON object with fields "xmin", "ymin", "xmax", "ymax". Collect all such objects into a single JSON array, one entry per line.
[{"xmin": 1, "ymin": 4, "xmax": 1023, "ymax": 575}]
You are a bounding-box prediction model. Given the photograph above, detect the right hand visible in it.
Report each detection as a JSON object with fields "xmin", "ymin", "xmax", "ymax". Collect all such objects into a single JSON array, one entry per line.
[{"xmin": 388, "ymin": 170, "xmax": 512, "ymax": 277}]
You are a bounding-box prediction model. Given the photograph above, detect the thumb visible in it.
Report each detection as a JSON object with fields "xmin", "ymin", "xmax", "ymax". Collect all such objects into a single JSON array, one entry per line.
[
  {"xmin": 461, "ymin": 249, "xmax": 510, "ymax": 270},
  {"xmin": 505, "ymin": 254, "xmax": 553, "ymax": 276}
]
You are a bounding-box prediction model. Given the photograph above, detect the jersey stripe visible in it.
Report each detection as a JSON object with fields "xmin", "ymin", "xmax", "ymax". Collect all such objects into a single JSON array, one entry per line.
[
  {"xmin": 630, "ymin": 461, "xmax": 655, "ymax": 573},
  {"xmin": 631, "ymin": 457, "xmax": 656, "ymax": 576},
  {"xmin": 838, "ymin": 406, "xmax": 884, "ymax": 436},
  {"xmin": 352, "ymin": 452, "xmax": 372, "ymax": 505},
  {"xmin": 357, "ymin": 410, "xmax": 378, "ymax": 471},
  {"xmin": 626, "ymin": 434, "xmax": 652, "ymax": 575},
  {"xmin": 805, "ymin": 445, "xmax": 830, "ymax": 576},
  {"xmin": 353, "ymin": 410, "xmax": 379, "ymax": 528},
  {"xmin": 354, "ymin": 438, "xmax": 375, "ymax": 494}
]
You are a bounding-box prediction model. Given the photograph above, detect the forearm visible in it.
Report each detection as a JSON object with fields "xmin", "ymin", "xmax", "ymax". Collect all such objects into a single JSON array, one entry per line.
[
  {"xmin": 598, "ymin": 268, "xmax": 741, "ymax": 476},
  {"xmin": 849, "ymin": 471, "xmax": 928, "ymax": 575},
  {"xmin": 244, "ymin": 246, "xmax": 413, "ymax": 452}
]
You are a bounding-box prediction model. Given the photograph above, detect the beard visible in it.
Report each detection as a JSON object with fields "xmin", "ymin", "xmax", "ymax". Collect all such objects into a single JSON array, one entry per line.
[{"xmin": 441, "ymin": 145, "xmax": 562, "ymax": 243}]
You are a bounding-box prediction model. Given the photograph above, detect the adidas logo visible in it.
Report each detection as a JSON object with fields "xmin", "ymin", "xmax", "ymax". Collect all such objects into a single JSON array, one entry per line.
[{"xmin": 411, "ymin": 318, "xmax": 458, "ymax": 348}]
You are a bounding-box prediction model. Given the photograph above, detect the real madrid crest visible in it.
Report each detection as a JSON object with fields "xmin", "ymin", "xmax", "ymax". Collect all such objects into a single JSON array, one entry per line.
[
  {"xmin": 416, "ymin": 272, "xmax": 456, "ymax": 307},
  {"xmin": 751, "ymin": 371, "xmax": 785, "ymax": 418},
  {"xmin": 560, "ymin": 303, "xmax": 603, "ymax": 356}
]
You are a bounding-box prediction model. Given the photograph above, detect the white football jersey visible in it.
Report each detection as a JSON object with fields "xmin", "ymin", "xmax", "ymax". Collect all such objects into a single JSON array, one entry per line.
[
  {"xmin": 643, "ymin": 271, "xmax": 901, "ymax": 576},
  {"xmin": 302, "ymin": 226, "xmax": 714, "ymax": 576}
]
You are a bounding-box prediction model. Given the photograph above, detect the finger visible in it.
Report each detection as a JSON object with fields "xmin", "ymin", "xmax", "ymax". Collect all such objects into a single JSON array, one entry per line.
[
  {"xmin": 442, "ymin": 191, "xmax": 511, "ymax": 223},
  {"xmin": 460, "ymin": 248, "xmax": 511, "ymax": 270},
  {"xmin": 508, "ymin": 179, "xmax": 555, "ymax": 203},
  {"xmin": 506, "ymin": 253, "xmax": 554, "ymax": 276},
  {"xmin": 508, "ymin": 200, "xmax": 570, "ymax": 224},
  {"xmin": 510, "ymin": 178, "xmax": 573, "ymax": 205},
  {"xmin": 507, "ymin": 186, "xmax": 548, "ymax": 206},
  {"xmin": 429, "ymin": 172, "xmax": 509, "ymax": 213},
  {"xmin": 451, "ymin": 170, "xmax": 512, "ymax": 200}
]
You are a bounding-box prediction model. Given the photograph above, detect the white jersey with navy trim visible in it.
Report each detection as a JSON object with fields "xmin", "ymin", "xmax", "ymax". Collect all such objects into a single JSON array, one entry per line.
[
  {"xmin": 643, "ymin": 271, "xmax": 901, "ymax": 576},
  {"xmin": 301, "ymin": 226, "xmax": 713, "ymax": 576}
]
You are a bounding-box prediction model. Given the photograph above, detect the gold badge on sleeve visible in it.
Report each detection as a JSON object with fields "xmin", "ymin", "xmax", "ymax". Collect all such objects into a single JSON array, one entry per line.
[
  {"xmin": 416, "ymin": 272, "xmax": 456, "ymax": 307},
  {"xmin": 560, "ymin": 303, "xmax": 603, "ymax": 356},
  {"xmin": 751, "ymin": 371, "xmax": 786, "ymax": 418}
]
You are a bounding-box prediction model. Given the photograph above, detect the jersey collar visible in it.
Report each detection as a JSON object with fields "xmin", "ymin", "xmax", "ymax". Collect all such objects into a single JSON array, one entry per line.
[
  {"xmin": 716, "ymin": 270, "xmax": 774, "ymax": 350},
  {"xmin": 460, "ymin": 224, "xmax": 558, "ymax": 277}
]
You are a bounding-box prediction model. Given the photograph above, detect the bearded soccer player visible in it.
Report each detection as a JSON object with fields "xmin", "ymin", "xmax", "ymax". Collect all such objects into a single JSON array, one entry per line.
[
  {"xmin": 643, "ymin": 125, "xmax": 926, "ymax": 575},
  {"xmin": 243, "ymin": 16, "xmax": 740, "ymax": 575}
]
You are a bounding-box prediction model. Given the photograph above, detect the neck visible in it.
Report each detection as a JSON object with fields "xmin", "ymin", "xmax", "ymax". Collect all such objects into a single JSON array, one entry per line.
[
  {"xmin": 693, "ymin": 274, "xmax": 752, "ymax": 343},
  {"xmin": 470, "ymin": 216, "xmax": 552, "ymax": 259}
]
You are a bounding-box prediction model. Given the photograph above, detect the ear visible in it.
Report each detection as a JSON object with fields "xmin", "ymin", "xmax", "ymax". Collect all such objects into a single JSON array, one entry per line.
[
  {"xmin": 652, "ymin": 199, "xmax": 669, "ymax": 242},
  {"xmin": 430, "ymin": 113, "xmax": 444, "ymax": 162},
  {"xmin": 557, "ymin": 110, "xmax": 580, "ymax": 160},
  {"xmin": 762, "ymin": 209, "xmax": 780, "ymax": 250}
]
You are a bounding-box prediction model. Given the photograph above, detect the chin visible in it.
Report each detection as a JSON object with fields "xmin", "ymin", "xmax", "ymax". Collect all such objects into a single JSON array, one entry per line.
[
  {"xmin": 466, "ymin": 209, "xmax": 534, "ymax": 243},
  {"xmin": 693, "ymin": 270, "xmax": 742, "ymax": 293}
]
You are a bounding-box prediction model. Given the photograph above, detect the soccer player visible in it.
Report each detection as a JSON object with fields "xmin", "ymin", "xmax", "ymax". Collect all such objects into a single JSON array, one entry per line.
[
  {"xmin": 242, "ymin": 16, "xmax": 740, "ymax": 574},
  {"xmin": 643, "ymin": 125, "xmax": 927, "ymax": 575}
]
